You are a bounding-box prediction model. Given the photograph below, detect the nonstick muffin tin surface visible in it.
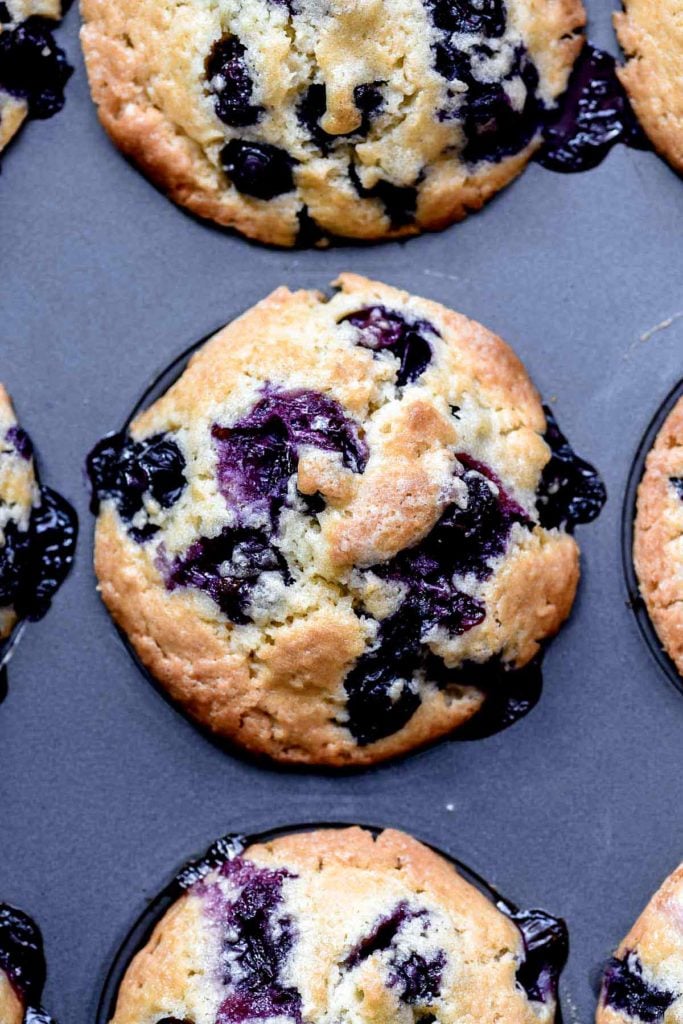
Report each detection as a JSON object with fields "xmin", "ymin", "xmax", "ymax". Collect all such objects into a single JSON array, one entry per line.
[{"xmin": 1, "ymin": 0, "xmax": 682, "ymax": 1021}]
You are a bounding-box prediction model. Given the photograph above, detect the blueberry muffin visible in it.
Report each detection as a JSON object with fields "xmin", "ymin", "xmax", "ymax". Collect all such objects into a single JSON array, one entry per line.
[
  {"xmin": 596, "ymin": 863, "xmax": 683, "ymax": 1024},
  {"xmin": 88, "ymin": 275, "xmax": 604, "ymax": 765},
  {"xmin": 633, "ymin": 395, "xmax": 683, "ymax": 677},
  {"xmin": 80, "ymin": 0, "xmax": 585, "ymax": 246},
  {"xmin": 108, "ymin": 826, "xmax": 568, "ymax": 1024},
  {"xmin": 0, "ymin": 385, "xmax": 77, "ymax": 655},
  {"xmin": 0, "ymin": 903, "xmax": 50, "ymax": 1024},
  {"xmin": 614, "ymin": 0, "xmax": 683, "ymax": 174},
  {"xmin": 0, "ymin": 0, "xmax": 73, "ymax": 153}
]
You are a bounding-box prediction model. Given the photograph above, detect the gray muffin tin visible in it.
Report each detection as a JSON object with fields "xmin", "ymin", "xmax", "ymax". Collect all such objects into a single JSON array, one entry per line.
[{"xmin": 1, "ymin": 0, "xmax": 682, "ymax": 1020}]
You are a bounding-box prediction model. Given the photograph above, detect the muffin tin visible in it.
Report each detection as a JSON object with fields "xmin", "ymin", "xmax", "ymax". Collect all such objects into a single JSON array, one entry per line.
[{"xmin": 1, "ymin": 0, "xmax": 682, "ymax": 1020}]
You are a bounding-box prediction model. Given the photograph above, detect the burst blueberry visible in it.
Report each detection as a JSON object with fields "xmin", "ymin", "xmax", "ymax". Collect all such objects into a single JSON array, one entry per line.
[
  {"xmin": 86, "ymin": 431, "xmax": 187, "ymax": 541},
  {"xmin": 206, "ymin": 36, "xmax": 262, "ymax": 128},
  {"xmin": 198, "ymin": 858, "xmax": 302, "ymax": 1024},
  {"xmin": 221, "ymin": 140, "xmax": 295, "ymax": 199},
  {"xmin": 427, "ymin": 0, "xmax": 507, "ymax": 37},
  {"xmin": 601, "ymin": 952, "xmax": 675, "ymax": 1023},
  {"xmin": 165, "ymin": 527, "xmax": 290, "ymax": 625},
  {"xmin": 344, "ymin": 455, "xmax": 530, "ymax": 743},
  {"xmin": 341, "ymin": 306, "xmax": 436, "ymax": 386},
  {"xmin": 0, "ymin": 16, "xmax": 72, "ymax": 119}
]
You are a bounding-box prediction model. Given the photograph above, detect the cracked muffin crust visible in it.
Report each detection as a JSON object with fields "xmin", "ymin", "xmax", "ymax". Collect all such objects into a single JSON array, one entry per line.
[
  {"xmin": 596, "ymin": 863, "xmax": 683, "ymax": 1024},
  {"xmin": 88, "ymin": 275, "xmax": 604, "ymax": 766},
  {"xmin": 614, "ymin": 0, "xmax": 683, "ymax": 174},
  {"xmin": 79, "ymin": 0, "xmax": 585, "ymax": 246},
  {"xmin": 0, "ymin": 0, "xmax": 72, "ymax": 153},
  {"xmin": 0, "ymin": 903, "xmax": 50, "ymax": 1024},
  {"xmin": 108, "ymin": 826, "xmax": 568, "ymax": 1024},
  {"xmin": 633, "ymin": 395, "xmax": 683, "ymax": 677}
]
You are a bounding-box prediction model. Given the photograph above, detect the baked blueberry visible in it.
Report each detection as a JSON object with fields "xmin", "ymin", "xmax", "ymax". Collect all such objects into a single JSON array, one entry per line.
[
  {"xmin": 107, "ymin": 827, "xmax": 568, "ymax": 1024},
  {"xmin": 206, "ymin": 36, "xmax": 263, "ymax": 128},
  {"xmin": 0, "ymin": 903, "xmax": 55, "ymax": 1024},
  {"xmin": 0, "ymin": 385, "xmax": 77, "ymax": 658},
  {"xmin": 633, "ymin": 395, "xmax": 683, "ymax": 677},
  {"xmin": 597, "ymin": 864, "xmax": 683, "ymax": 1024},
  {"xmin": 0, "ymin": 0, "xmax": 72, "ymax": 153},
  {"xmin": 80, "ymin": 0, "xmax": 585, "ymax": 245},
  {"xmin": 88, "ymin": 276, "xmax": 603, "ymax": 765}
]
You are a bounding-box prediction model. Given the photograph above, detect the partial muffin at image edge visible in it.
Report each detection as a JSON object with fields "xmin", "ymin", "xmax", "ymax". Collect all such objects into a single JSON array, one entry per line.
[
  {"xmin": 0, "ymin": 384, "xmax": 77, "ymax": 661},
  {"xmin": 614, "ymin": 0, "xmax": 683, "ymax": 175},
  {"xmin": 633, "ymin": 393, "xmax": 683, "ymax": 677},
  {"xmin": 0, "ymin": 903, "xmax": 53, "ymax": 1024},
  {"xmin": 79, "ymin": 0, "xmax": 585, "ymax": 246},
  {"xmin": 87, "ymin": 274, "xmax": 605, "ymax": 766},
  {"xmin": 107, "ymin": 826, "xmax": 568, "ymax": 1024},
  {"xmin": 0, "ymin": 0, "xmax": 73, "ymax": 153},
  {"xmin": 597, "ymin": 863, "xmax": 683, "ymax": 1024}
]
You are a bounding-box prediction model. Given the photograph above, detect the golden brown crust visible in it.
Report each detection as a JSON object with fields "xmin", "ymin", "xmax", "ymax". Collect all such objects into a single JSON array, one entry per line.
[
  {"xmin": 596, "ymin": 863, "xmax": 683, "ymax": 1024},
  {"xmin": 80, "ymin": 0, "xmax": 585, "ymax": 246},
  {"xmin": 614, "ymin": 0, "xmax": 683, "ymax": 174},
  {"xmin": 111, "ymin": 827, "xmax": 558, "ymax": 1024},
  {"xmin": 633, "ymin": 395, "xmax": 683, "ymax": 676},
  {"xmin": 93, "ymin": 275, "xmax": 584, "ymax": 765}
]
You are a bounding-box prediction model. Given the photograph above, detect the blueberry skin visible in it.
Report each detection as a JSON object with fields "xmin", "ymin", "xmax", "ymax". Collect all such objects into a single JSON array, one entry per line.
[
  {"xmin": 221, "ymin": 140, "xmax": 295, "ymax": 199},
  {"xmin": 0, "ymin": 16, "xmax": 72, "ymax": 119},
  {"xmin": 206, "ymin": 36, "xmax": 262, "ymax": 128},
  {"xmin": 341, "ymin": 306, "xmax": 436, "ymax": 386}
]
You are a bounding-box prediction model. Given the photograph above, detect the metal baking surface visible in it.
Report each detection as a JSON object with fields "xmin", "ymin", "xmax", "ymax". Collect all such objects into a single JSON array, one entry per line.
[{"xmin": 1, "ymin": 0, "xmax": 682, "ymax": 1021}]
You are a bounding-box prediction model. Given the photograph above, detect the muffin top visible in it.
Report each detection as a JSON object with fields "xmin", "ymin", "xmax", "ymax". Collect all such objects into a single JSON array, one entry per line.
[
  {"xmin": 89, "ymin": 274, "xmax": 604, "ymax": 765},
  {"xmin": 80, "ymin": 0, "xmax": 584, "ymax": 245},
  {"xmin": 597, "ymin": 863, "xmax": 683, "ymax": 1024},
  {"xmin": 109, "ymin": 826, "xmax": 567, "ymax": 1024},
  {"xmin": 614, "ymin": 0, "xmax": 683, "ymax": 174},
  {"xmin": 633, "ymin": 394, "xmax": 683, "ymax": 677}
]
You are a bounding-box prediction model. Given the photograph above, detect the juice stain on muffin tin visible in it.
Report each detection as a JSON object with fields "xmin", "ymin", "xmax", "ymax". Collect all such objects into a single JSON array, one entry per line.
[
  {"xmin": 84, "ymin": 325, "xmax": 605, "ymax": 760},
  {"xmin": 622, "ymin": 377, "xmax": 683, "ymax": 694},
  {"xmin": 0, "ymin": 903, "xmax": 58, "ymax": 1024},
  {"xmin": 536, "ymin": 43, "xmax": 649, "ymax": 173},
  {"xmin": 95, "ymin": 823, "xmax": 570, "ymax": 1024}
]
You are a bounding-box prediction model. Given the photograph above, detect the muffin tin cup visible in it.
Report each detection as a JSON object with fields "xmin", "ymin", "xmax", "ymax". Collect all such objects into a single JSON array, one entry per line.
[
  {"xmin": 95, "ymin": 821, "xmax": 569, "ymax": 1024},
  {"xmin": 622, "ymin": 377, "xmax": 683, "ymax": 694}
]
